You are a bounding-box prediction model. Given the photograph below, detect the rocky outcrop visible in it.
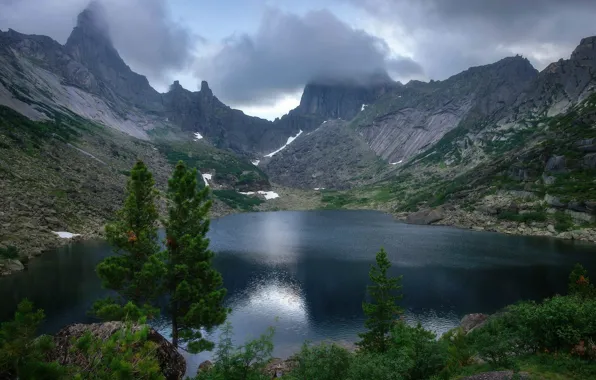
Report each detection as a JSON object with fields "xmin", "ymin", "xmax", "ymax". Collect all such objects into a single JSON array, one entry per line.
[
  {"xmin": 264, "ymin": 120, "xmax": 381, "ymax": 189},
  {"xmin": 49, "ymin": 322, "xmax": 186, "ymax": 380},
  {"xmin": 406, "ymin": 208, "xmax": 445, "ymax": 225},
  {"xmin": 460, "ymin": 314, "xmax": 489, "ymax": 334},
  {"xmin": 462, "ymin": 371, "xmax": 529, "ymax": 380},
  {"xmin": 353, "ymin": 56, "xmax": 538, "ymax": 162}
]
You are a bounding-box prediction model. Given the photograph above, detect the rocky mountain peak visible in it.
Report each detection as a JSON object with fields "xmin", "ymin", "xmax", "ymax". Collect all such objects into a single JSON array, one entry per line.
[
  {"xmin": 75, "ymin": 1, "xmax": 110, "ymax": 42},
  {"xmin": 200, "ymin": 80, "xmax": 213, "ymax": 97},
  {"xmin": 571, "ymin": 36, "xmax": 596, "ymax": 61}
]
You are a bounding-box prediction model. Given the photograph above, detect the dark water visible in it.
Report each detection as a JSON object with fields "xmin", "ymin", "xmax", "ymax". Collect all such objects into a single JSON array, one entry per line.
[{"xmin": 2, "ymin": 210, "xmax": 596, "ymax": 373}]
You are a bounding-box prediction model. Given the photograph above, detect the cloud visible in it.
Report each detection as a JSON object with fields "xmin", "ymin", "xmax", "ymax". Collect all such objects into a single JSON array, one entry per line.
[
  {"xmin": 0, "ymin": 0, "xmax": 195, "ymax": 84},
  {"xmin": 348, "ymin": 0, "xmax": 596, "ymax": 79},
  {"xmin": 194, "ymin": 8, "xmax": 423, "ymax": 106}
]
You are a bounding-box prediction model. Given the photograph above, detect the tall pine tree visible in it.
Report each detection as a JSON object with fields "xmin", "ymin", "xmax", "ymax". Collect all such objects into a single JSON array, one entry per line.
[
  {"xmin": 164, "ymin": 161, "xmax": 228, "ymax": 352},
  {"xmin": 94, "ymin": 161, "xmax": 165, "ymax": 320},
  {"xmin": 357, "ymin": 247, "xmax": 403, "ymax": 353}
]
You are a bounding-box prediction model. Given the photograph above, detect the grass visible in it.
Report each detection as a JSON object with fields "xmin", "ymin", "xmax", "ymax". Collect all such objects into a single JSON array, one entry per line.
[
  {"xmin": 497, "ymin": 210, "xmax": 547, "ymax": 223},
  {"xmin": 212, "ymin": 190, "xmax": 264, "ymax": 211},
  {"xmin": 554, "ymin": 211, "xmax": 575, "ymax": 232}
]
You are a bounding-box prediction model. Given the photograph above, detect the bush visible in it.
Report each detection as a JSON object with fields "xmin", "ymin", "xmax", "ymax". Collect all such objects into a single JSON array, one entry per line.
[
  {"xmin": 286, "ymin": 343, "xmax": 351, "ymax": 380},
  {"xmin": 439, "ymin": 328, "xmax": 475, "ymax": 377},
  {"xmin": 469, "ymin": 318, "xmax": 517, "ymax": 367},
  {"xmin": 0, "ymin": 246, "xmax": 18, "ymax": 260},
  {"xmin": 195, "ymin": 323, "xmax": 273, "ymax": 380},
  {"xmin": 554, "ymin": 211, "xmax": 574, "ymax": 232},
  {"xmin": 568, "ymin": 263, "xmax": 596, "ymax": 298},
  {"xmin": 213, "ymin": 190, "xmax": 264, "ymax": 211}
]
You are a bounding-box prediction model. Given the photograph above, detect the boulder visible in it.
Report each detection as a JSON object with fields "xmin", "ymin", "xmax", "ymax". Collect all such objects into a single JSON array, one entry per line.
[
  {"xmin": 542, "ymin": 173, "xmax": 556, "ymax": 185},
  {"xmin": 544, "ymin": 194, "xmax": 567, "ymax": 208},
  {"xmin": 545, "ymin": 155, "xmax": 566, "ymax": 173},
  {"xmin": 1, "ymin": 259, "xmax": 25, "ymax": 272},
  {"xmin": 568, "ymin": 201, "xmax": 587, "ymax": 213},
  {"xmin": 584, "ymin": 153, "xmax": 596, "ymax": 169},
  {"xmin": 265, "ymin": 357, "xmax": 298, "ymax": 378},
  {"xmin": 48, "ymin": 322, "xmax": 186, "ymax": 380},
  {"xmin": 406, "ymin": 208, "xmax": 444, "ymax": 225},
  {"xmin": 198, "ymin": 360, "xmax": 213, "ymax": 373},
  {"xmin": 565, "ymin": 209, "xmax": 596, "ymax": 224},
  {"xmin": 586, "ymin": 201, "xmax": 596, "ymax": 215},
  {"xmin": 460, "ymin": 313, "xmax": 488, "ymax": 334}
]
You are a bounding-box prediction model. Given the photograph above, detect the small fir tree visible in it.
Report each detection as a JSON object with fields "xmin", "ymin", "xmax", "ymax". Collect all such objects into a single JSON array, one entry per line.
[
  {"xmin": 357, "ymin": 247, "xmax": 403, "ymax": 353},
  {"xmin": 0, "ymin": 299, "xmax": 65, "ymax": 379},
  {"xmin": 94, "ymin": 161, "xmax": 165, "ymax": 320},
  {"xmin": 164, "ymin": 161, "xmax": 228, "ymax": 352}
]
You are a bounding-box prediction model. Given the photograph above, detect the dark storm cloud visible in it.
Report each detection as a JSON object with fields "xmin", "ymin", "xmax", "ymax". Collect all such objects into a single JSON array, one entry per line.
[
  {"xmin": 195, "ymin": 8, "xmax": 423, "ymax": 105},
  {"xmin": 350, "ymin": 0, "xmax": 596, "ymax": 79},
  {"xmin": 0, "ymin": 0, "xmax": 195, "ymax": 84}
]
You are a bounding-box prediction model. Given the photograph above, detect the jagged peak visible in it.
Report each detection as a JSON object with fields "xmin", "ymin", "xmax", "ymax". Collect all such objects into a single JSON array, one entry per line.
[
  {"xmin": 307, "ymin": 70, "xmax": 395, "ymax": 88},
  {"xmin": 200, "ymin": 80, "xmax": 213, "ymax": 97},
  {"xmin": 74, "ymin": 1, "xmax": 110, "ymax": 42},
  {"xmin": 571, "ymin": 36, "xmax": 596, "ymax": 61}
]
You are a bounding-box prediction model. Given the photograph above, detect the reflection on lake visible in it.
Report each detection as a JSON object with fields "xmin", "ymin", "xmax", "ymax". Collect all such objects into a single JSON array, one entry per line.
[{"xmin": 2, "ymin": 210, "xmax": 596, "ymax": 375}]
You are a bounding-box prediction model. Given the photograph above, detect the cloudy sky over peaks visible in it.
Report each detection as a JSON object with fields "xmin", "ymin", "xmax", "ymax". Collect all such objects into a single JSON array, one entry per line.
[{"xmin": 1, "ymin": 0, "xmax": 595, "ymax": 120}]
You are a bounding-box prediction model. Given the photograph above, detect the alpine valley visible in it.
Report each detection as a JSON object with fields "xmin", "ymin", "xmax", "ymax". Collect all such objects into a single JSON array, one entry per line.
[{"xmin": 1, "ymin": 4, "xmax": 596, "ymax": 275}]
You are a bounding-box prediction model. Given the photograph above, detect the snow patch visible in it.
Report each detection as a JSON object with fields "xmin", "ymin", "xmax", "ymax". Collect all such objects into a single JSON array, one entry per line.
[
  {"xmin": 264, "ymin": 130, "xmax": 303, "ymax": 157},
  {"xmin": 202, "ymin": 173, "xmax": 212, "ymax": 187},
  {"xmin": 361, "ymin": 104, "xmax": 368, "ymax": 111},
  {"xmin": 239, "ymin": 191, "xmax": 280, "ymax": 200},
  {"xmin": 52, "ymin": 231, "xmax": 81, "ymax": 239},
  {"xmin": 314, "ymin": 188, "xmax": 326, "ymax": 191},
  {"xmin": 390, "ymin": 160, "xmax": 404, "ymax": 165},
  {"xmin": 258, "ymin": 191, "xmax": 279, "ymax": 200},
  {"xmin": 252, "ymin": 160, "xmax": 260, "ymax": 166},
  {"xmin": 194, "ymin": 132, "xmax": 204, "ymax": 141}
]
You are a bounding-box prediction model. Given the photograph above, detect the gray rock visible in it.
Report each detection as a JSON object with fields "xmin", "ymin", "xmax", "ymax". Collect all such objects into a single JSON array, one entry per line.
[
  {"xmin": 545, "ymin": 155, "xmax": 567, "ymax": 173},
  {"xmin": 584, "ymin": 153, "xmax": 596, "ymax": 169},
  {"xmin": 460, "ymin": 313, "xmax": 489, "ymax": 334},
  {"xmin": 542, "ymin": 173, "xmax": 556, "ymax": 185},
  {"xmin": 547, "ymin": 224, "xmax": 556, "ymax": 233},
  {"xmin": 406, "ymin": 208, "xmax": 445, "ymax": 225},
  {"xmin": 2, "ymin": 259, "xmax": 25, "ymax": 272},
  {"xmin": 544, "ymin": 194, "xmax": 567, "ymax": 208},
  {"xmin": 565, "ymin": 209, "xmax": 596, "ymax": 223},
  {"xmin": 568, "ymin": 201, "xmax": 587, "ymax": 213},
  {"xmin": 48, "ymin": 322, "xmax": 186, "ymax": 380},
  {"xmin": 507, "ymin": 190, "xmax": 537, "ymax": 201}
]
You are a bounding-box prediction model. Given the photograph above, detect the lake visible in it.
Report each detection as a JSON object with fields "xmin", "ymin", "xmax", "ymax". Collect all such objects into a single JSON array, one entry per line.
[{"xmin": 1, "ymin": 210, "xmax": 596, "ymax": 374}]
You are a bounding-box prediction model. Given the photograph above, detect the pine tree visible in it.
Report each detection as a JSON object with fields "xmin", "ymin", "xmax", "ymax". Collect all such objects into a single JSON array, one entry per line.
[
  {"xmin": 357, "ymin": 247, "xmax": 403, "ymax": 353},
  {"xmin": 94, "ymin": 161, "xmax": 165, "ymax": 320},
  {"xmin": 164, "ymin": 161, "xmax": 228, "ymax": 353}
]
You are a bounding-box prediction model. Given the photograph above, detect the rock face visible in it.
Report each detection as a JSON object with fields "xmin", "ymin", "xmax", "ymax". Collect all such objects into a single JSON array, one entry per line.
[
  {"xmin": 405, "ymin": 208, "xmax": 445, "ymax": 225},
  {"xmin": 460, "ymin": 313, "xmax": 489, "ymax": 334},
  {"xmin": 49, "ymin": 322, "xmax": 186, "ymax": 380},
  {"xmin": 264, "ymin": 120, "xmax": 381, "ymax": 189},
  {"xmin": 353, "ymin": 56, "xmax": 538, "ymax": 162}
]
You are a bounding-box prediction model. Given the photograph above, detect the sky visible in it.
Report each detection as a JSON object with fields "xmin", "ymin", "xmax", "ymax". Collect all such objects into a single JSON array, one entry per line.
[{"xmin": 1, "ymin": 0, "xmax": 595, "ymax": 120}]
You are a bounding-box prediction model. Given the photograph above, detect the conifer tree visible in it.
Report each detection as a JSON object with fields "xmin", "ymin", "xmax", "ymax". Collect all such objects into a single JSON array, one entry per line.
[
  {"xmin": 164, "ymin": 161, "xmax": 228, "ymax": 352},
  {"xmin": 94, "ymin": 161, "xmax": 165, "ymax": 320},
  {"xmin": 357, "ymin": 247, "xmax": 403, "ymax": 353}
]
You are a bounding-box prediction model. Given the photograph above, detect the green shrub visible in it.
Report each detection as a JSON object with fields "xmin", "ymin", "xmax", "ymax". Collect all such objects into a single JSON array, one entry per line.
[
  {"xmin": 554, "ymin": 212, "xmax": 574, "ymax": 232},
  {"xmin": 195, "ymin": 323, "xmax": 273, "ymax": 380},
  {"xmin": 568, "ymin": 263, "xmax": 596, "ymax": 298},
  {"xmin": 469, "ymin": 318, "xmax": 517, "ymax": 367},
  {"xmin": 0, "ymin": 246, "xmax": 18, "ymax": 260},
  {"xmin": 497, "ymin": 210, "xmax": 547, "ymax": 223},
  {"xmin": 286, "ymin": 343, "xmax": 352, "ymax": 380},
  {"xmin": 213, "ymin": 190, "xmax": 264, "ymax": 211}
]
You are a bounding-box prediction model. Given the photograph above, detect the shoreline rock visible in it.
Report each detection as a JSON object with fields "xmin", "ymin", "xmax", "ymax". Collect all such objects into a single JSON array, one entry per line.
[{"xmin": 49, "ymin": 322, "xmax": 186, "ymax": 380}]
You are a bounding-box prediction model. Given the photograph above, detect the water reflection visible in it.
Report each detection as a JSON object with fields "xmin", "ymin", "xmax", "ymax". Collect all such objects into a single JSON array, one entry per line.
[{"xmin": 1, "ymin": 210, "xmax": 596, "ymax": 376}]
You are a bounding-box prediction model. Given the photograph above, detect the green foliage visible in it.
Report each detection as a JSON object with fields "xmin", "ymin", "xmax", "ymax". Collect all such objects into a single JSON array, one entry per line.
[
  {"xmin": 94, "ymin": 161, "xmax": 165, "ymax": 320},
  {"xmin": 320, "ymin": 191, "xmax": 369, "ymax": 209},
  {"xmin": 194, "ymin": 323, "xmax": 274, "ymax": 380},
  {"xmin": 0, "ymin": 300, "xmax": 65, "ymax": 379},
  {"xmin": 497, "ymin": 210, "xmax": 547, "ymax": 223},
  {"xmin": 286, "ymin": 343, "xmax": 352, "ymax": 380},
  {"xmin": 0, "ymin": 246, "xmax": 19, "ymax": 260},
  {"xmin": 568, "ymin": 263, "xmax": 596, "ymax": 298},
  {"xmin": 469, "ymin": 318, "xmax": 517, "ymax": 367},
  {"xmin": 67, "ymin": 320, "xmax": 164, "ymax": 380},
  {"xmin": 164, "ymin": 161, "xmax": 228, "ymax": 353},
  {"xmin": 357, "ymin": 248, "xmax": 403, "ymax": 353},
  {"xmin": 554, "ymin": 212, "xmax": 575, "ymax": 232},
  {"xmin": 439, "ymin": 328, "xmax": 475, "ymax": 376},
  {"xmin": 213, "ymin": 190, "xmax": 264, "ymax": 211}
]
